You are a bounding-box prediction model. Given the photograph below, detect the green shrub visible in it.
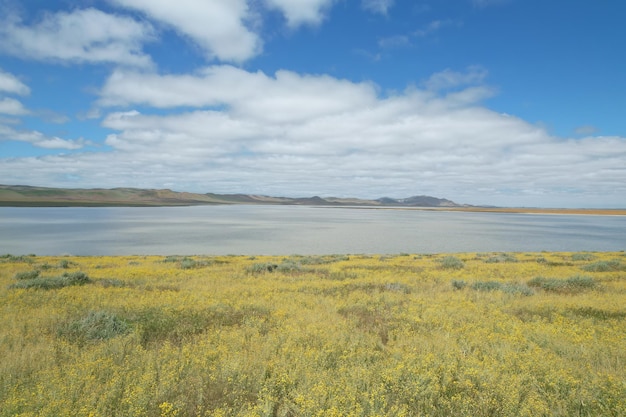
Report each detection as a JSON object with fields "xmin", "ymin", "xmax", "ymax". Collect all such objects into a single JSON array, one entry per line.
[
  {"xmin": 440, "ymin": 256, "xmax": 464, "ymax": 270},
  {"xmin": 58, "ymin": 259, "xmax": 73, "ymax": 269},
  {"xmin": 1, "ymin": 254, "xmax": 35, "ymax": 263},
  {"xmin": 528, "ymin": 275, "xmax": 596, "ymax": 293},
  {"xmin": 58, "ymin": 311, "xmax": 130, "ymax": 345},
  {"xmin": 471, "ymin": 281, "xmax": 503, "ymax": 291},
  {"xmin": 468, "ymin": 281, "xmax": 533, "ymax": 295},
  {"xmin": 451, "ymin": 280, "xmax": 467, "ymax": 290},
  {"xmin": 500, "ymin": 283, "xmax": 534, "ymax": 296},
  {"xmin": 14, "ymin": 270, "xmax": 40, "ymax": 280},
  {"xmin": 565, "ymin": 275, "xmax": 597, "ymax": 289},
  {"xmin": 180, "ymin": 258, "xmax": 197, "ymax": 269},
  {"xmin": 246, "ymin": 263, "xmax": 278, "ymax": 274},
  {"xmin": 571, "ymin": 253, "xmax": 597, "ymax": 261},
  {"xmin": 484, "ymin": 253, "xmax": 518, "ymax": 263},
  {"xmin": 276, "ymin": 261, "xmax": 302, "ymax": 273},
  {"xmin": 162, "ymin": 256, "xmax": 181, "ymax": 263},
  {"xmin": 9, "ymin": 271, "xmax": 90, "ymax": 290},
  {"xmin": 581, "ymin": 260, "xmax": 625, "ymax": 272}
]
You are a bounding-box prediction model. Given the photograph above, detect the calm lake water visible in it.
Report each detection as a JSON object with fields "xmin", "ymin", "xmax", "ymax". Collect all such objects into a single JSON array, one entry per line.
[{"xmin": 0, "ymin": 206, "xmax": 624, "ymax": 255}]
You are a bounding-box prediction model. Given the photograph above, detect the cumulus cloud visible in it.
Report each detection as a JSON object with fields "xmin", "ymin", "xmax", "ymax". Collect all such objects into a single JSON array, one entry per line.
[
  {"xmin": 0, "ymin": 97, "xmax": 29, "ymax": 115},
  {"xmin": 362, "ymin": 0, "xmax": 395, "ymax": 15},
  {"xmin": 264, "ymin": 0, "xmax": 337, "ymax": 27},
  {"xmin": 0, "ymin": 8, "xmax": 155, "ymax": 67},
  {"xmin": 0, "ymin": 69, "xmax": 30, "ymax": 95},
  {"xmin": 110, "ymin": 0, "xmax": 261, "ymax": 62},
  {"xmin": 0, "ymin": 124, "xmax": 86, "ymax": 149},
  {"xmin": 99, "ymin": 65, "xmax": 379, "ymax": 123}
]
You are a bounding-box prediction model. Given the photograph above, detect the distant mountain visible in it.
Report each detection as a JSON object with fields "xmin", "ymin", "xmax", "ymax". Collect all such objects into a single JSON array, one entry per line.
[
  {"xmin": 377, "ymin": 195, "xmax": 460, "ymax": 207},
  {"xmin": 0, "ymin": 184, "xmax": 464, "ymax": 207}
]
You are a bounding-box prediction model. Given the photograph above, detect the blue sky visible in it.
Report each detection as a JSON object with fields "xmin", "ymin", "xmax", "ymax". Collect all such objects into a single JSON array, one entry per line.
[{"xmin": 0, "ymin": 0, "xmax": 624, "ymax": 207}]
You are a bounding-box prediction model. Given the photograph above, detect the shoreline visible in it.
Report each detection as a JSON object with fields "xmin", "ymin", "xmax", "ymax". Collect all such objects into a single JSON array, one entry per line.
[
  {"xmin": 1, "ymin": 201, "xmax": 625, "ymax": 215},
  {"xmin": 322, "ymin": 205, "xmax": 626, "ymax": 216}
]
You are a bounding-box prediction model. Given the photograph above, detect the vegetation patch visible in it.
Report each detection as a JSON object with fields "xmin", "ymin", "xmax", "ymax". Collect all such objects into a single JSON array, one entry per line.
[
  {"xmin": 483, "ymin": 253, "xmax": 518, "ymax": 263},
  {"xmin": 580, "ymin": 260, "xmax": 626, "ymax": 272},
  {"xmin": 246, "ymin": 262, "xmax": 279, "ymax": 273},
  {"xmin": 131, "ymin": 304, "xmax": 272, "ymax": 346},
  {"xmin": 289, "ymin": 255, "xmax": 350, "ymax": 265},
  {"xmin": 571, "ymin": 253, "xmax": 597, "ymax": 261},
  {"xmin": 527, "ymin": 275, "xmax": 597, "ymax": 293},
  {"xmin": 1, "ymin": 254, "xmax": 35, "ymax": 263},
  {"xmin": 439, "ymin": 255, "xmax": 464, "ymax": 270},
  {"xmin": 162, "ymin": 256, "xmax": 213, "ymax": 269},
  {"xmin": 9, "ymin": 271, "xmax": 90, "ymax": 290},
  {"xmin": 564, "ymin": 307, "xmax": 626, "ymax": 321},
  {"xmin": 470, "ymin": 281, "xmax": 534, "ymax": 296},
  {"xmin": 57, "ymin": 310, "xmax": 130, "ymax": 346},
  {"xmin": 13, "ymin": 270, "xmax": 40, "ymax": 280},
  {"xmin": 451, "ymin": 279, "xmax": 467, "ymax": 290}
]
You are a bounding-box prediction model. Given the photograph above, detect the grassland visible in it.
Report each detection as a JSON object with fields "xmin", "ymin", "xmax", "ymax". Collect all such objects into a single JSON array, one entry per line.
[{"xmin": 1, "ymin": 252, "xmax": 625, "ymax": 416}]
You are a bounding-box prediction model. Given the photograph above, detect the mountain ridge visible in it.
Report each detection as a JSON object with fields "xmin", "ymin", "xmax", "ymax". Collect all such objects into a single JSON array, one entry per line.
[{"xmin": 0, "ymin": 184, "xmax": 464, "ymax": 207}]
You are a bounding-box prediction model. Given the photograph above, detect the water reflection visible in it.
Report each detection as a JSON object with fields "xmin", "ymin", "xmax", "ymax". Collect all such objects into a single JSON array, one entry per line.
[{"xmin": 0, "ymin": 206, "xmax": 624, "ymax": 255}]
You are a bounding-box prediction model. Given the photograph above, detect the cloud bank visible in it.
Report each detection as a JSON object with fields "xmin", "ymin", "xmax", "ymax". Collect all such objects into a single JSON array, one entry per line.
[{"xmin": 3, "ymin": 65, "xmax": 625, "ymax": 207}]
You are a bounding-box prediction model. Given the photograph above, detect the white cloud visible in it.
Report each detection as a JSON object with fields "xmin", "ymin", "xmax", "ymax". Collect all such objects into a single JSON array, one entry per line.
[
  {"xmin": 110, "ymin": 0, "xmax": 261, "ymax": 62},
  {"xmin": 99, "ymin": 65, "xmax": 379, "ymax": 123},
  {"xmin": 1, "ymin": 65, "xmax": 625, "ymax": 207},
  {"xmin": 0, "ymin": 69, "xmax": 30, "ymax": 95},
  {"xmin": 362, "ymin": 0, "xmax": 395, "ymax": 15},
  {"xmin": 0, "ymin": 97, "xmax": 29, "ymax": 115},
  {"xmin": 264, "ymin": 0, "xmax": 336, "ymax": 27},
  {"xmin": 0, "ymin": 8, "xmax": 155, "ymax": 67},
  {"xmin": 0, "ymin": 124, "xmax": 86, "ymax": 149}
]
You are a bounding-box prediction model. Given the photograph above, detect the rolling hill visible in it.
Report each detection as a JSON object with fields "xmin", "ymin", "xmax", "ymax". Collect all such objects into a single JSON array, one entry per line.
[{"xmin": 0, "ymin": 185, "xmax": 462, "ymax": 207}]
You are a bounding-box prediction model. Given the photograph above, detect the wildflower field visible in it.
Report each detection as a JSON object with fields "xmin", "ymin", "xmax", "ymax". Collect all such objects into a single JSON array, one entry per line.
[{"xmin": 1, "ymin": 251, "xmax": 625, "ymax": 417}]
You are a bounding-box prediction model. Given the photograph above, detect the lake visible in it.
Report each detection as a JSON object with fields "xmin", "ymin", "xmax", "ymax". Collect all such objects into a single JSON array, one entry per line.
[{"xmin": 0, "ymin": 205, "xmax": 624, "ymax": 255}]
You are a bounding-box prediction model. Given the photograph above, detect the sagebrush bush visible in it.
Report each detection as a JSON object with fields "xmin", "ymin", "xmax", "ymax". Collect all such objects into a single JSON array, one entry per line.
[
  {"xmin": 571, "ymin": 253, "xmax": 597, "ymax": 261},
  {"xmin": 58, "ymin": 310, "xmax": 130, "ymax": 345},
  {"xmin": 484, "ymin": 253, "xmax": 518, "ymax": 263},
  {"xmin": 528, "ymin": 275, "xmax": 596, "ymax": 293},
  {"xmin": 451, "ymin": 279, "xmax": 467, "ymax": 290},
  {"xmin": 10, "ymin": 271, "xmax": 90, "ymax": 290},
  {"xmin": 471, "ymin": 281, "xmax": 503, "ymax": 291},
  {"xmin": 246, "ymin": 262, "xmax": 278, "ymax": 273},
  {"xmin": 14, "ymin": 270, "xmax": 40, "ymax": 280},
  {"xmin": 440, "ymin": 256, "xmax": 464, "ymax": 270},
  {"xmin": 581, "ymin": 260, "xmax": 625, "ymax": 272}
]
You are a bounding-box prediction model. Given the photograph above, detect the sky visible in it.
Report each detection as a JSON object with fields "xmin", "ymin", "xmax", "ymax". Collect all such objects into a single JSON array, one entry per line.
[{"xmin": 0, "ymin": 0, "xmax": 625, "ymax": 208}]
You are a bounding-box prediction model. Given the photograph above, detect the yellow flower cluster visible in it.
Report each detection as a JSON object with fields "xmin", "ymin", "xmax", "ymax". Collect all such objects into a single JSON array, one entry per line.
[{"xmin": 0, "ymin": 251, "xmax": 625, "ymax": 416}]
